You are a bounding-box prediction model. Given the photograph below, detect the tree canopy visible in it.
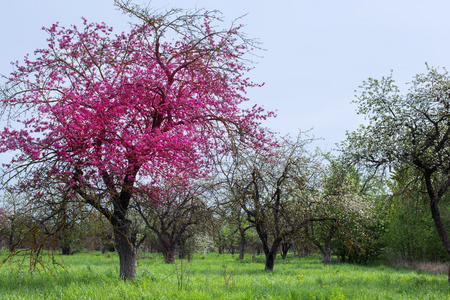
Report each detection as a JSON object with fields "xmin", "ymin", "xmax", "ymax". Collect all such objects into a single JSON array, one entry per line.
[{"xmin": 0, "ymin": 1, "xmax": 273, "ymax": 279}]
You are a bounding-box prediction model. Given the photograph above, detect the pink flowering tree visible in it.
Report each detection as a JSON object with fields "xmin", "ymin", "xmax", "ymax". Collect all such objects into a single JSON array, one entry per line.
[{"xmin": 0, "ymin": 1, "xmax": 273, "ymax": 279}]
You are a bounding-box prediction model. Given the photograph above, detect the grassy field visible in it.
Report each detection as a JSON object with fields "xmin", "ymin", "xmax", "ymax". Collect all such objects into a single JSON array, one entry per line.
[{"xmin": 0, "ymin": 251, "xmax": 449, "ymax": 299}]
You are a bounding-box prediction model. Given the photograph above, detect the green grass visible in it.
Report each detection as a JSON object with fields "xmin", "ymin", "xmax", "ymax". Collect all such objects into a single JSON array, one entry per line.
[{"xmin": 0, "ymin": 251, "xmax": 449, "ymax": 299}]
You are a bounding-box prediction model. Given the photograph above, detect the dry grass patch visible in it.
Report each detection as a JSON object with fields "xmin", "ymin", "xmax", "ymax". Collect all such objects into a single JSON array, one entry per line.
[
  {"xmin": 389, "ymin": 257, "xmax": 449, "ymax": 274},
  {"xmin": 411, "ymin": 261, "xmax": 448, "ymax": 274}
]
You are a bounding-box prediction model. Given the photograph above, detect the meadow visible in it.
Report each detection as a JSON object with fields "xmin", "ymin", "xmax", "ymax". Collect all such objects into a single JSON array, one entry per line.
[{"xmin": 0, "ymin": 251, "xmax": 449, "ymax": 299}]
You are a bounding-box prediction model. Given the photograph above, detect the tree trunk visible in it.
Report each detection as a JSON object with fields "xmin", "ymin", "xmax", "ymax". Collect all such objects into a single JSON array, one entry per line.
[
  {"xmin": 323, "ymin": 245, "xmax": 332, "ymax": 265},
  {"xmin": 61, "ymin": 231, "xmax": 72, "ymax": 255},
  {"xmin": 8, "ymin": 225, "xmax": 16, "ymax": 252},
  {"xmin": 179, "ymin": 237, "xmax": 192, "ymax": 262},
  {"xmin": 163, "ymin": 242, "xmax": 176, "ymax": 263},
  {"xmin": 8, "ymin": 236, "xmax": 15, "ymax": 252},
  {"xmin": 264, "ymin": 251, "xmax": 276, "ymax": 271},
  {"xmin": 429, "ymin": 198, "xmax": 450, "ymax": 282},
  {"xmin": 75, "ymin": 166, "xmax": 139, "ymax": 280},
  {"xmin": 262, "ymin": 240, "xmax": 281, "ymax": 271},
  {"xmin": 61, "ymin": 243, "xmax": 71, "ymax": 255},
  {"xmin": 113, "ymin": 219, "xmax": 136, "ymax": 280},
  {"xmin": 281, "ymin": 242, "xmax": 291, "ymax": 260},
  {"xmin": 239, "ymin": 234, "xmax": 245, "ymax": 260}
]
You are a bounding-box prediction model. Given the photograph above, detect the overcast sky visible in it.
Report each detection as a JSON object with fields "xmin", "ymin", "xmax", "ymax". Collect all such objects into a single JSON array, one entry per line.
[{"xmin": 2, "ymin": 0, "xmax": 450, "ymax": 151}]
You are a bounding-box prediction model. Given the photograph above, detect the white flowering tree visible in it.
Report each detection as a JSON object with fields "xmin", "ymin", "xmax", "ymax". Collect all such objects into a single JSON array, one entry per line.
[
  {"xmin": 304, "ymin": 159, "xmax": 375, "ymax": 265},
  {"xmin": 342, "ymin": 66, "xmax": 450, "ymax": 280}
]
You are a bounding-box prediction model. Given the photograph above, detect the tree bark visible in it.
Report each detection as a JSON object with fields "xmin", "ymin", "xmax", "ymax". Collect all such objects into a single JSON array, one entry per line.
[
  {"xmin": 239, "ymin": 234, "xmax": 245, "ymax": 260},
  {"xmin": 61, "ymin": 243, "xmax": 71, "ymax": 255},
  {"xmin": 8, "ymin": 224, "xmax": 16, "ymax": 252},
  {"xmin": 60, "ymin": 229, "xmax": 73, "ymax": 255},
  {"xmin": 307, "ymin": 220, "xmax": 337, "ymax": 266},
  {"xmin": 74, "ymin": 165, "xmax": 139, "ymax": 280},
  {"xmin": 429, "ymin": 197, "xmax": 450, "ymax": 282},
  {"xmin": 162, "ymin": 241, "xmax": 176, "ymax": 263},
  {"xmin": 113, "ymin": 219, "xmax": 136, "ymax": 280},
  {"xmin": 178, "ymin": 238, "xmax": 192, "ymax": 262},
  {"xmin": 423, "ymin": 171, "xmax": 450, "ymax": 282},
  {"xmin": 430, "ymin": 199, "xmax": 450, "ymax": 254},
  {"xmin": 281, "ymin": 241, "xmax": 291, "ymax": 260},
  {"xmin": 264, "ymin": 251, "xmax": 276, "ymax": 271},
  {"xmin": 323, "ymin": 245, "xmax": 332, "ymax": 265},
  {"xmin": 262, "ymin": 240, "xmax": 281, "ymax": 271},
  {"xmin": 8, "ymin": 234, "xmax": 16, "ymax": 252}
]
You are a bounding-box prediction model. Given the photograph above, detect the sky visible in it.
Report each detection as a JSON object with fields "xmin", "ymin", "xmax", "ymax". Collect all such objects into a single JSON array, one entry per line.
[{"xmin": 1, "ymin": 0, "xmax": 450, "ymax": 151}]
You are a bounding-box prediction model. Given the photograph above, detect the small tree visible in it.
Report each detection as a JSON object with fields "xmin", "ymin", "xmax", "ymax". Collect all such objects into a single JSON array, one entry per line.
[
  {"xmin": 213, "ymin": 218, "xmax": 239, "ymax": 255},
  {"xmin": 214, "ymin": 190, "xmax": 254, "ymax": 259},
  {"xmin": 224, "ymin": 134, "xmax": 320, "ymax": 271},
  {"xmin": 134, "ymin": 179, "xmax": 212, "ymax": 263},
  {"xmin": 306, "ymin": 159, "xmax": 376, "ymax": 265},
  {"xmin": 279, "ymin": 234, "xmax": 294, "ymax": 259},
  {"xmin": 0, "ymin": 193, "xmax": 35, "ymax": 252}
]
